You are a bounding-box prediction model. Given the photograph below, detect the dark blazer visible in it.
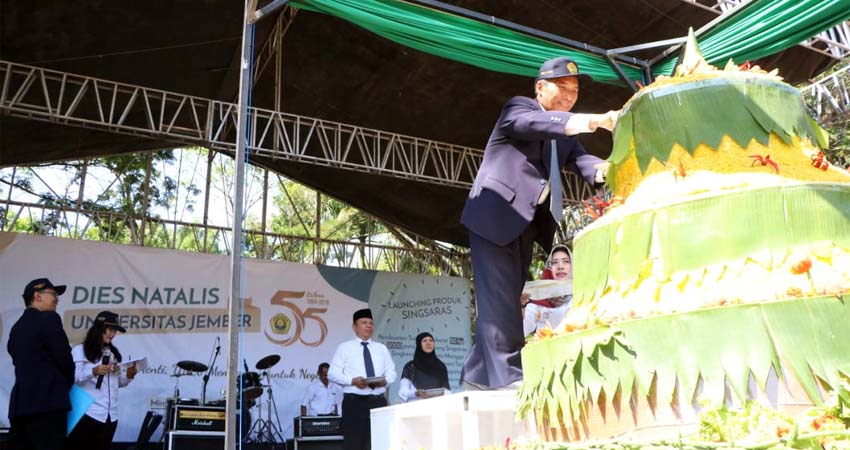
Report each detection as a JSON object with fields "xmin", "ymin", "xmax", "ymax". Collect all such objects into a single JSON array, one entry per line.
[
  {"xmin": 461, "ymin": 96, "xmax": 603, "ymax": 250},
  {"xmin": 7, "ymin": 308, "xmax": 75, "ymax": 419}
]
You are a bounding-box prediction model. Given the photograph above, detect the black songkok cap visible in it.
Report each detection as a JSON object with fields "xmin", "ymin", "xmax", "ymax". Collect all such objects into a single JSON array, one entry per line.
[{"xmin": 353, "ymin": 308, "xmax": 373, "ymax": 323}]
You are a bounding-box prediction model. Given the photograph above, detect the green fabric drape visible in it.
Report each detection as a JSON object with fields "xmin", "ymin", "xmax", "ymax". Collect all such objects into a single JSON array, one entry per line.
[
  {"xmin": 653, "ymin": 0, "xmax": 850, "ymax": 76},
  {"xmin": 291, "ymin": 0, "xmax": 850, "ymax": 86},
  {"xmin": 290, "ymin": 0, "xmax": 643, "ymax": 85}
]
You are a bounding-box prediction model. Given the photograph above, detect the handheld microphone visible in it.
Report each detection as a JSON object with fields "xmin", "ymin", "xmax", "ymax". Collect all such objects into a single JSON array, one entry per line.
[{"xmin": 96, "ymin": 349, "xmax": 112, "ymax": 389}]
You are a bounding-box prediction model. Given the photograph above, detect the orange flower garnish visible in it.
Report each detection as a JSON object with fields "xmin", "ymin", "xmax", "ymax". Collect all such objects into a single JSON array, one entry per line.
[
  {"xmin": 535, "ymin": 326, "xmax": 555, "ymax": 340},
  {"xmin": 790, "ymin": 257, "xmax": 812, "ymax": 275}
]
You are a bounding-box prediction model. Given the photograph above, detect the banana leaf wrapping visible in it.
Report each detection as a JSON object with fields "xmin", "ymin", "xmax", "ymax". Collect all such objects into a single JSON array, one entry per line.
[
  {"xmin": 517, "ymin": 296, "xmax": 850, "ymax": 440},
  {"xmin": 573, "ymin": 184, "xmax": 850, "ymax": 305},
  {"xmin": 607, "ymin": 78, "xmax": 826, "ymax": 179}
]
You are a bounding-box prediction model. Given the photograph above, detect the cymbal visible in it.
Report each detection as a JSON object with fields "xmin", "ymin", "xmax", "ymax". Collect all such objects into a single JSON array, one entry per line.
[
  {"xmin": 177, "ymin": 360, "xmax": 209, "ymax": 373},
  {"xmin": 255, "ymin": 354, "xmax": 280, "ymax": 370}
]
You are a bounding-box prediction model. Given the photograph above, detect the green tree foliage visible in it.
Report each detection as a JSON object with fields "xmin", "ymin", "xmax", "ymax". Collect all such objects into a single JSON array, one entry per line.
[
  {"xmin": 2, "ymin": 149, "xmax": 460, "ymax": 273},
  {"xmin": 80, "ymin": 150, "xmax": 176, "ymax": 244},
  {"xmin": 0, "ymin": 150, "xmax": 220, "ymax": 251},
  {"xmin": 805, "ymin": 58, "xmax": 850, "ymax": 168},
  {"xmin": 826, "ymin": 122, "xmax": 850, "ymax": 168},
  {"xmin": 265, "ymin": 179, "xmax": 389, "ymax": 267}
]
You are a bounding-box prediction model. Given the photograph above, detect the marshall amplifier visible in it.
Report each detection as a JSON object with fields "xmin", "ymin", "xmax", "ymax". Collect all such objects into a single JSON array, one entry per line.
[
  {"xmin": 294, "ymin": 416, "xmax": 343, "ymax": 437},
  {"xmin": 172, "ymin": 405, "xmax": 225, "ymax": 432},
  {"xmin": 167, "ymin": 430, "xmax": 224, "ymax": 450}
]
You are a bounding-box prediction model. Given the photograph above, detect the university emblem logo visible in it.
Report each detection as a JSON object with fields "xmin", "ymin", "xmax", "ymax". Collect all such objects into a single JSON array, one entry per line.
[{"xmin": 269, "ymin": 313, "xmax": 291, "ymax": 335}]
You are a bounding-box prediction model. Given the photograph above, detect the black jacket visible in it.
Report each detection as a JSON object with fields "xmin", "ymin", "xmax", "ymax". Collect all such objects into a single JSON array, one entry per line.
[
  {"xmin": 461, "ymin": 96, "xmax": 603, "ymax": 249},
  {"xmin": 7, "ymin": 308, "xmax": 75, "ymax": 419}
]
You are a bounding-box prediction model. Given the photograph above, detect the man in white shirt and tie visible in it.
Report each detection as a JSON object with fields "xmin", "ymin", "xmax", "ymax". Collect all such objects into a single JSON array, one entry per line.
[
  {"xmin": 328, "ymin": 308, "xmax": 396, "ymax": 450},
  {"xmin": 300, "ymin": 362, "xmax": 342, "ymax": 416}
]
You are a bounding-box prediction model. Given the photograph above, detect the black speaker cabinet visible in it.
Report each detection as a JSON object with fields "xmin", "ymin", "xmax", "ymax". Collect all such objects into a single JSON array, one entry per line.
[
  {"xmin": 292, "ymin": 436, "xmax": 344, "ymax": 450},
  {"xmin": 166, "ymin": 430, "xmax": 224, "ymax": 450}
]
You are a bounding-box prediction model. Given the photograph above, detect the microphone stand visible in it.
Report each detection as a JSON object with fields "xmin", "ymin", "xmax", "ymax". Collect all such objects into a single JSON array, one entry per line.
[{"xmin": 202, "ymin": 338, "xmax": 221, "ymax": 405}]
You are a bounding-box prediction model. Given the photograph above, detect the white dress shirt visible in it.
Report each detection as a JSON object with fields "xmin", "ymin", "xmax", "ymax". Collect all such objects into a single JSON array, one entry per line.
[
  {"xmin": 523, "ymin": 302, "xmax": 570, "ymax": 336},
  {"xmin": 536, "ymin": 106, "xmax": 607, "ymax": 203},
  {"xmin": 328, "ymin": 337, "xmax": 397, "ymax": 395},
  {"xmin": 71, "ymin": 344, "xmax": 132, "ymax": 423},
  {"xmin": 301, "ymin": 379, "xmax": 343, "ymax": 415}
]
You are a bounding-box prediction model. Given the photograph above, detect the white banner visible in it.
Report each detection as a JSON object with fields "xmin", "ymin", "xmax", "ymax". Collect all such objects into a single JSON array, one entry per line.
[{"xmin": 0, "ymin": 232, "xmax": 472, "ymax": 442}]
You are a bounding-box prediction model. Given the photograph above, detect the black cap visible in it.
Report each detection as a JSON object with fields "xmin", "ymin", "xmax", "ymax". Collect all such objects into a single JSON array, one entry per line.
[
  {"xmin": 353, "ymin": 308, "xmax": 373, "ymax": 323},
  {"xmin": 22, "ymin": 278, "xmax": 66, "ymax": 302},
  {"xmin": 94, "ymin": 311, "xmax": 127, "ymax": 333},
  {"xmin": 536, "ymin": 57, "xmax": 593, "ymax": 84}
]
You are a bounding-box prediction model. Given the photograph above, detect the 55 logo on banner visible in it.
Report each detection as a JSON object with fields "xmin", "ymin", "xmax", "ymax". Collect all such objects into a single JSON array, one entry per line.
[{"xmin": 264, "ymin": 290, "xmax": 327, "ymax": 347}]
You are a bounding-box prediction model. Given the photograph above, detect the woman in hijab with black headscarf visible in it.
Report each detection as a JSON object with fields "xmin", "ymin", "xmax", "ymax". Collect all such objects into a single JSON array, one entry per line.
[{"xmin": 398, "ymin": 332, "xmax": 451, "ymax": 402}]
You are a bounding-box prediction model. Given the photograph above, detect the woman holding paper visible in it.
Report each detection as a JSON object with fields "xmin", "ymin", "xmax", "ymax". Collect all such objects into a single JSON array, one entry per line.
[
  {"xmin": 522, "ymin": 244, "xmax": 574, "ymax": 336},
  {"xmin": 67, "ymin": 311, "xmax": 137, "ymax": 450},
  {"xmin": 398, "ymin": 332, "xmax": 451, "ymax": 402}
]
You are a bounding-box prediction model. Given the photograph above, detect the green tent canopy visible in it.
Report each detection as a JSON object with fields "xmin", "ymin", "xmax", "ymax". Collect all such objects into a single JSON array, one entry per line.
[
  {"xmin": 291, "ymin": 0, "xmax": 642, "ymax": 85},
  {"xmin": 292, "ymin": 0, "xmax": 850, "ymax": 86},
  {"xmin": 652, "ymin": 0, "xmax": 850, "ymax": 76}
]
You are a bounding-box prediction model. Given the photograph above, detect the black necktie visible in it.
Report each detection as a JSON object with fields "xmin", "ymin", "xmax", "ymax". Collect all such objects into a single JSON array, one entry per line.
[
  {"xmin": 361, "ymin": 342, "xmax": 375, "ymax": 377},
  {"xmin": 549, "ymin": 140, "xmax": 563, "ymax": 224}
]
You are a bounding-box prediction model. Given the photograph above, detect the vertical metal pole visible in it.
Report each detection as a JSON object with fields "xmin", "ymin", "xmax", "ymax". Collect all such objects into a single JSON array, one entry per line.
[
  {"xmin": 315, "ymin": 191, "xmax": 321, "ymax": 264},
  {"xmin": 274, "ymin": 12, "xmax": 284, "ymax": 113},
  {"xmin": 227, "ymin": 3, "xmax": 255, "ymax": 449},
  {"xmin": 2, "ymin": 167, "xmax": 16, "ymax": 231},
  {"xmin": 73, "ymin": 159, "xmax": 89, "ymax": 238},
  {"xmin": 203, "ymin": 149, "xmax": 214, "ymax": 252},
  {"xmin": 262, "ymin": 14, "xmax": 282, "ymax": 260},
  {"xmin": 260, "ymin": 169, "xmax": 269, "ymax": 257},
  {"xmin": 201, "ymin": 100, "xmax": 217, "ymax": 246},
  {"xmin": 172, "ymin": 149, "xmax": 184, "ymax": 248},
  {"xmin": 139, "ymin": 152, "xmax": 153, "ymax": 245}
]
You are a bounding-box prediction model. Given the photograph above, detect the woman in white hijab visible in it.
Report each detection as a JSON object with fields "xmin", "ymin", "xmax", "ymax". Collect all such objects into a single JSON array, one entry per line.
[{"xmin": 522, "ymin": 244, "xmax": 573, "ymax": 335}]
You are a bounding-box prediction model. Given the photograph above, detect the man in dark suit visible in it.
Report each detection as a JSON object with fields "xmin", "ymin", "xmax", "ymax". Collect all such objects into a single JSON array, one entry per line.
[
  {"xmin": 460, "ymin": 57, "xmax": 617, "ymax": 389},
  {"xmin": 7, "ymin": 278, "xmax": 75, "ymax": 450}
]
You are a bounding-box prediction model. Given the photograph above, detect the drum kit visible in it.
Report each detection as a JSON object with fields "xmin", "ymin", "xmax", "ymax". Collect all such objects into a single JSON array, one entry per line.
[
  {"xmin": 244, "ymin": 354, "xmax": 285, "ymax": 444},
  {"xmin": 166, "ymin": 353, "xmax": 284, "ymax": 443}
]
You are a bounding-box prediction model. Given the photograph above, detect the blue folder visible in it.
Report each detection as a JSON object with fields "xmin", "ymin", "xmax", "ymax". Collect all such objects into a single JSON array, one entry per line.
[{"xmin": 67, "ymin": 385, "xmax": 95, "ymax": 435}]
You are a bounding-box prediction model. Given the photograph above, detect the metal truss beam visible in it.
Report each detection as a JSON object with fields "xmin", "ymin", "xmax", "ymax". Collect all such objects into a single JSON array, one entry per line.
[
  {"xmin": 678, "ymin": 0, "xmax": 850, "ymax": 60},
  {"xmin": 0, "ymin": 199, "xmax": 471, "ymax": 276},
  {"xmin": 801, "ymin": 63, "xmax": 850, "ymax": 126},
  {"xmin": 0, "ymin": 59, "xmax": 594, "ymax": 203},
  {"xmin": 253, "ymin": 5, "xmax": 298, "ymax": 86}
]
